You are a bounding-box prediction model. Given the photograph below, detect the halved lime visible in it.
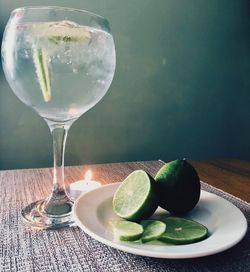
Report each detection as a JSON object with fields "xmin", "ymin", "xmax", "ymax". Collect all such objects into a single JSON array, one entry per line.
[
  {"xmin": 112, "ymin": 170, "xmax": 158, "ymax": 221},
  {"xmin": 110, "ymin": 220, "xmax": 143, "ymax": 241},
  {"xmin": 159, "ymin": 217, "xmax": 208, "ymax": 245},
  {"xmin": 141, "ymin": 220, "xmax": 166, "ymax": 243},
  {"xmin": 155, "ymin": 159, "xmax": 201, "ymax": 215}
]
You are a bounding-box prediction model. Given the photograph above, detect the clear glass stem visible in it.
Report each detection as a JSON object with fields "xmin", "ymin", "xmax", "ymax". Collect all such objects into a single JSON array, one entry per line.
[
  {"xmin": 52, "ymin": 126, "xmax": 68, "ymax": 193},
  {"xmin": 44, "ymin": 124, "xmax": 73, "ymax": 216}
]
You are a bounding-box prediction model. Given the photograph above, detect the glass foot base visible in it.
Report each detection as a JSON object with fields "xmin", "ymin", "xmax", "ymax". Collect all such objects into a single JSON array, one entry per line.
[{"xmin": 21, "ymin": 199, "xmax": 76, "ymax": 230}]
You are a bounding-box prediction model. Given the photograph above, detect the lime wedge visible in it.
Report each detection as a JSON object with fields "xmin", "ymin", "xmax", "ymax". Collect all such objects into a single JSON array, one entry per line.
[
  {"xmin": 141, "ymin": 220, "xmax": 166, "ymax": 243},
  {"xmin": 110, "ymin": 220, "xmax": 143, "ymax": 241},
  {"xmin": 33, "ymin": 47, "xmax": 51, "ymax": 102},
  {"xmin": 112, "ymin": 170, "xmax": 158, "ymax": 221},
  {"xmin": 159, "ymin": 217, "xmax": 208, "ymax": 245}
]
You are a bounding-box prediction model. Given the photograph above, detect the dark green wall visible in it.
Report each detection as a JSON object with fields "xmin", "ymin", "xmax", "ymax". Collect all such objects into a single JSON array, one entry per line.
[{"xmin": 0, "ymin": 0, "xmax": 249, "ymax": 169}]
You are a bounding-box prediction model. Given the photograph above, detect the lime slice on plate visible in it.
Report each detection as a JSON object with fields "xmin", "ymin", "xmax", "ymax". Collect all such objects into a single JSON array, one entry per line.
[
  {"xmin": 141, "ymin": 220, "xmax": 166, "ymax": 243},
  {"xmin": 110, "ymin": 220, "xmax": 143, "ymax": 241},
  {"xmin": 159, "ymin": 217, "xmax": 208, "ymax": 245},
  {"xmin": 112, "ymin": 170, "xmax": 158, "ymax": 221}
]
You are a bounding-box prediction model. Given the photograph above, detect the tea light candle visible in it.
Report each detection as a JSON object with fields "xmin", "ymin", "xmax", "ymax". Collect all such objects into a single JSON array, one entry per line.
[{"xmin": 70, "ymin": 170, "xmax": 101, "ymax": 198}]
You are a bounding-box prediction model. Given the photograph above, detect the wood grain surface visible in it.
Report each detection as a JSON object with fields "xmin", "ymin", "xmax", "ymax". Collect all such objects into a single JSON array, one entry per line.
[
  {"xmin": 64, "ymin": 159, "xmax": 250, "ymax": 203},
  {"xmin": 190, "ymin": 159, "xmax": 250, "ymax": 203},
  {"xmin": 0, "ymin": 159, "xmax": 249, "ymax": 203}
]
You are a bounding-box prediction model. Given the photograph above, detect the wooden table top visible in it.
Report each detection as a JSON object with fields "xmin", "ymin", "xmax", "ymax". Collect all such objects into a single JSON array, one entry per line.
[
  {"xmin": 0, "ymin": 159, "xmax": 249, "ymax": 272},
  {"xmin": 1, "ymin": 159, "xmax": 249, "ymax": 203},
  {"xmin": 64, "ymin": 159, "xmax": 250, "ymax": 203},
  {"xmin": 190, "ymin": 159, "xmax": 250, "ymax": 203}
]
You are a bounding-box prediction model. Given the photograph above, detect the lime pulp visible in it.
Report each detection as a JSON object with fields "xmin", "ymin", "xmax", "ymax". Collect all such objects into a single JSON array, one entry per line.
[{"xmin": 159, "ymin": 217, "xmax": 208, "ymax": 245}]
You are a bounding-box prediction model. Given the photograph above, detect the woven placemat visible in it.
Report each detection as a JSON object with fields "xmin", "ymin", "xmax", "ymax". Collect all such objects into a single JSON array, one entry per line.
[{"xmin": 0, "ymin": 164, "xmax": 249, "ymax": 272}]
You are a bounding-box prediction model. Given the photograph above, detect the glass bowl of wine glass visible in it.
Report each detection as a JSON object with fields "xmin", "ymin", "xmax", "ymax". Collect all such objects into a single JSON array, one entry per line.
[{"xmin": 1, "ymin": 6, "xmax": 116, "ymax": 229}]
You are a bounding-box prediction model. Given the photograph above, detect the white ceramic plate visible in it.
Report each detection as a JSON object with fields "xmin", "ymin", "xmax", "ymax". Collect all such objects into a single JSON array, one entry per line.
[{"xmin": 73, "ymin": 183, "xmax": 247, "ymax": 259}]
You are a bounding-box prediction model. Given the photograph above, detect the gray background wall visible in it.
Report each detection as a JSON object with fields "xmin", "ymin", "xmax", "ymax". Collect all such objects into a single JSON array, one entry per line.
[{"xmin": 0, "ymin": 0, "xmax": 249, "ymax": 170}]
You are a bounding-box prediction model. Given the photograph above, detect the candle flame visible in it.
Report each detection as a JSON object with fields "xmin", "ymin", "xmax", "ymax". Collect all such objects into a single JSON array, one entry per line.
[{"xmin": 84, "ymin": 170, "xmax": 92, "ymax": 182}]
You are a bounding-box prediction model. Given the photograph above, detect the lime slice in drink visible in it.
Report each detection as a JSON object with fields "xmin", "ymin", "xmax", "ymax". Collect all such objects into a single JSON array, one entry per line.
[
  {"xmin": 141, "ymin": 220, "xmax": 166, "ymax": 243},
  {"xmin": 33, "ymin": 47, "xmax": 51, "ymax": 102},
  {"xmin": 110, "ymin": 220, "xmax": 143, "ymax": 241},
  {"xmin": 31, "ymin": 20, "xmax": 91, "ymax": 102},
  {"xmin": 31, "ymin": 21, "xmax": 91, "ymax": 44},
  {"xmin": 159, "ymin": 217, "xmax": 208, "ymax": 245},
  {"xmin": 112, "ymin": 170, "xmax": 158, "ymax": 221}
]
